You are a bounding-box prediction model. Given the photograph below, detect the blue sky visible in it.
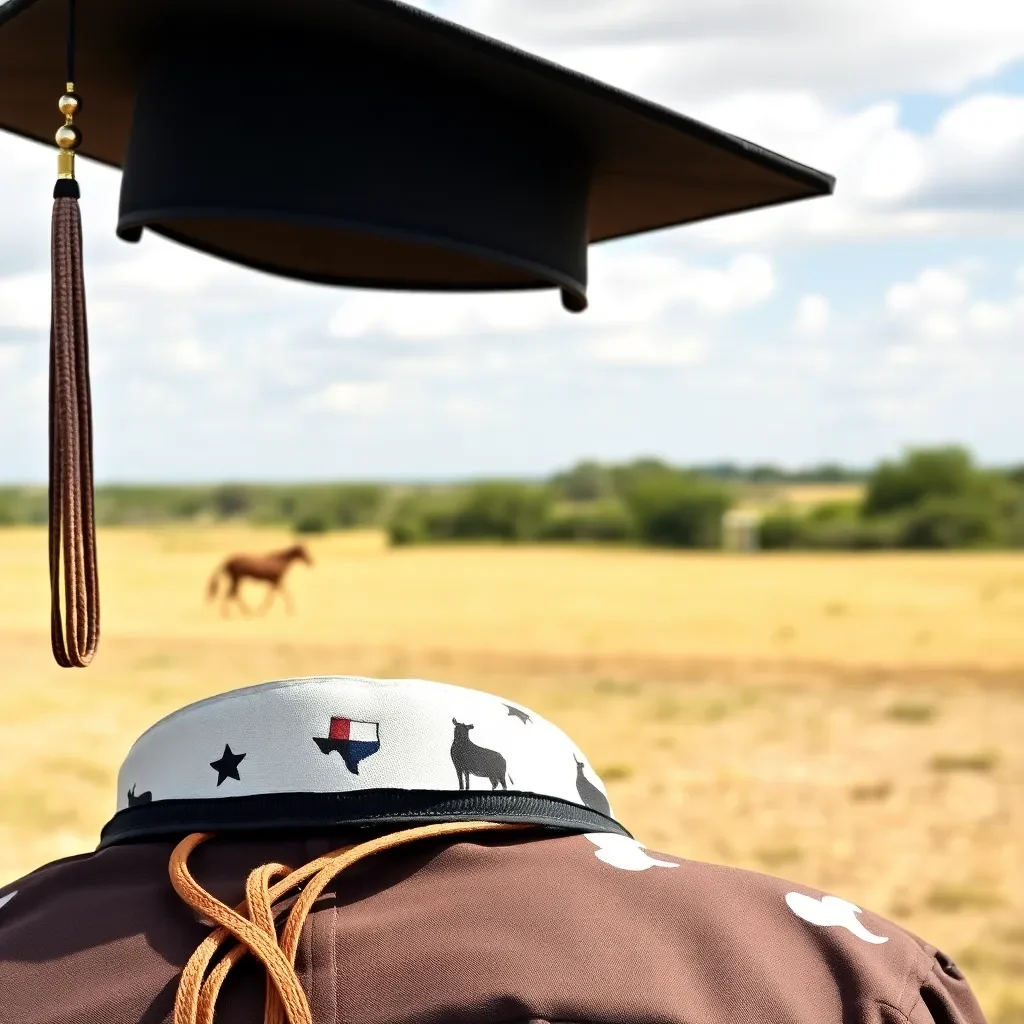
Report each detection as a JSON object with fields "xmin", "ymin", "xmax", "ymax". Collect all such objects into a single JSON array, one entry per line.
[{"xmin": 1, "ymin": 0, "xmax": 1023, "ymax": 482}]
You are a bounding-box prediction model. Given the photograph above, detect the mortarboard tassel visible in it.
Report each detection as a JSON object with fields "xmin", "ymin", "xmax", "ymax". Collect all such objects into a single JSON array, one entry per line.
[{"xmin": 48, "ymin": 0, "xmax": 99, "ymax": 667}]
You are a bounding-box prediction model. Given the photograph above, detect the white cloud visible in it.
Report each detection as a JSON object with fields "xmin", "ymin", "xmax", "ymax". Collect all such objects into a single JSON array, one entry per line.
[
  {"xmin": 911, "ymin": 94, "xmax": 1024, "ymax": 209},
  {"xmin": 590, "ymin": 331, "xmax": 706, "ymax": 367},
  {"xmin": 0, "ymin": 270, "xmax": 49, "ymax": 330},
  {"xmin": 418, "ymin": 0, "xmax": 1024, "ymax": 104},
  {"xmin": 309, "ymin": 381, "xmax": 393, "ymax": 415},
  {"xmin": 164, "ymin": 338, "xmax": 222, "ymax": 374},
  {"xmin": 795, "ymin": 294, "xmax": 831, "ymax": 337},
  {"xmin": 444, "ymin": 397, "xmax": 491, "ymax": 421},
  {"xmin": 967, "ymin": 301, "xmax": 1015, "ymax": 334},
  {"xmin": 886, "ymin": 268, "xmax": 970, "ymax": 315},
  {"xmin": 883, "ymin": 264, "xmax": 1024, "ymax": 361},
  {"xmin": 328, "ymin": 290, "xmax": 555, "ymax": 341},
  {"xmin": 326, "ymin": 251, "xmax": 777, "ymax": 341},
  {"xmin": 385, "ymin": 353, "xmax": 471, "ymax": 378},
  {"xmin": 2, "ymin": 4, "xmax": 1024, "ymax": 478},
  {"xmin": 97, "ymin": 247, "xmax": 231, "ymax": 295},
  {"xmin": 682, "ymin": 90, "xmax": 1024, "ymax": 247},
  {"xmin": 933, "ymin": 94, "xmax": 1024, "ymax": 159},
  {"xmin": 886, "ymin": 345, "xmax": 923, "ymax": 366}
]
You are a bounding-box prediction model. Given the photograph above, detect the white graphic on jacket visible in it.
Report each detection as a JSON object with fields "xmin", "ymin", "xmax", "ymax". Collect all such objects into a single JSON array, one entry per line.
[
  {"xmin": 785, "ymin": 892, "xmax": 889, "ymax": 944},
  {"xmin": 584, "ymin": 834, "xmax": 679, "ymax": 871}
]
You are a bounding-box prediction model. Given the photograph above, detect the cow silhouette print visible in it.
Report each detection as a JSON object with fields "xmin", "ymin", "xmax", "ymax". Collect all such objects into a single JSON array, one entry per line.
[
  {"xmin": 451, "ymin": 719, "xmax": 513, "ymax": 790},
  {"xmin": 574, "ymin": 756, "xmax": 611, "ymax": 816},
  {"xmin": 126, "ymin": 785, "xmax": 152, "ymax": 807}
]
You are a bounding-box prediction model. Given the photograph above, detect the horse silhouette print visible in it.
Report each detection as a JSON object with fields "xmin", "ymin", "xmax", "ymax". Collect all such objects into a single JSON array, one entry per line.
[
  {"xmin": 451, "ymin": 719, "xmax": 513, "ymax": 790},
  {"xmin": 206, "ymin": 544, "xmax": 312, "ymax": 617},
  {"xmin": 574, "ymin": 756, "xmax": 611, "ymax": 816}
]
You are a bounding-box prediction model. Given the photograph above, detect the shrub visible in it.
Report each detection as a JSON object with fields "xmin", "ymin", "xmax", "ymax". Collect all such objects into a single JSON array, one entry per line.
[
  {"xmin": 387, "ymin": 491, "xmax": 462, "ymax": 546},
  {"xmin": 0, "ymin": 492, "xmax": 17, "ymax": 527},
  {"xmin": 387, "ymin": 514, "xmax": 425, "ymax": 547},
  {"xmin": 619, "ymin": 469, "xmax": 732, "ymax": 549},
  {"xmin": 294, "ymin": 514, "xmax": 329, "ymax": 535},
  {"xmin": 1000, "ymin": 484, "xmax": 1024, "ymax": 547},
  {"xmin": 211, "ymin": 484, "xmax": 254, "ymax": 519},
  {"xmin": 896, "ymin": 495, "xmax": 1006, "ymax": 549},
  {"xmin": 325, "ymin": 484, "xmax": 385, "ymax": 528},
  {"xmin": 449, "ymin": 482, "xmax": 553, "ymax": 541},
  {"xmin": 387, "ymin": 484, "xmax": 553, "ymax": 545},
  {"xmin": 760, "ymin": 508, "xmax": 901, "ymax": 550},
  {"xmin": 549, "ymin": 461, "xmax": 615, "ymax": 502},
  {"xmin": 539, "ymin": 501, "xmax": 636, "ymax": 543},
  {"xmin": 284, "ymin": 484, "xmax": 386, "ymax": 533},
  {"xmin": 806, "ymin": 501, "xmax": 859, "ymax": 525},
  {"xmin": 759, "ymin": 512, "xmax": 807, "ymax": 550},
  {"xmin": 864, "ymin": 447, "xmax": 978, "ymax": 516}
]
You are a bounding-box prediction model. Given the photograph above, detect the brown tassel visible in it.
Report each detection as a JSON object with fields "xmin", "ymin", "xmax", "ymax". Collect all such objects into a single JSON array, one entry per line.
[{"xmin": 49, "ymin": 80, "xmax": 99, "ymax": 668}]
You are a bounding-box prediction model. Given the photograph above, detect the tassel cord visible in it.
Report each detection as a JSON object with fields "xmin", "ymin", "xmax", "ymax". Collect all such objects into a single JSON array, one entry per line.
[
  {"xmin": 49, "ymin": 191, "xmax": 99, "ymax": 667},
  {"xmin": 47, "ymin": 0, "xmax": 99, "ymax": 668}
]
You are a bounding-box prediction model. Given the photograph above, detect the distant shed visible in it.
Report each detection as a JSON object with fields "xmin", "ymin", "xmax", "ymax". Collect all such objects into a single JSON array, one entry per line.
[{"xmin": 722, "ymin": 509, "xmax": 763, "ymax": 552}]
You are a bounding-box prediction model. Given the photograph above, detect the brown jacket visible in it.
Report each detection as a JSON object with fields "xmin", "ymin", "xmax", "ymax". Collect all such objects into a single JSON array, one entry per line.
[{"xmin": 0, "ymin": 828, "xmax": 986, "ymax": 1024}]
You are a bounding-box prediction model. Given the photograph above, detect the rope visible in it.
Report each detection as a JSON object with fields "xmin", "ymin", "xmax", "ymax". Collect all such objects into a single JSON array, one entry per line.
[{"xmin": 169, "ymin": 821, "xmax": 531, "ymax": 1024}]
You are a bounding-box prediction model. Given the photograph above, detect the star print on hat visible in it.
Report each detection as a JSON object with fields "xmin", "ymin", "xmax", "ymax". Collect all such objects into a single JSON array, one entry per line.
[
  {"xmin": 101, "ymin": 676, "xmax": 627, "ymax": 847},
  {"xmin": 209, "ymin": 745, "xmax": 247, "ymax": 787}
]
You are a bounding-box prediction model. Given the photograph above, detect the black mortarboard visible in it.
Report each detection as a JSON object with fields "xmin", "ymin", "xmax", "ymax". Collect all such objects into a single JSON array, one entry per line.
[{"xmin": 0, "ymin": 0, "xmax": 835, "ymax": 666}]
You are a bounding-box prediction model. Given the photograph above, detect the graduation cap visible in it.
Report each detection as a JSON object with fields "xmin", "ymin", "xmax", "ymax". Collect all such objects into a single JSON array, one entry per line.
[{"xmin": 0, "ymin": 0, "xmax": 835, "ymax": 667}]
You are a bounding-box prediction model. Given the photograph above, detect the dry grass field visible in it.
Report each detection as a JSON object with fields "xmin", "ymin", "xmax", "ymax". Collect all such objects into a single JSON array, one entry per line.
[
  {"xmin": 733, "ymin": 481, "xmax": 866, "ymax": 512},
  {"xmin": 1, "ymin": 525, "xmax": 1022, "ymax": 1020},
  {"xmin": 779, "ymin": 482, "xmax": 866, "ymax": 507}
]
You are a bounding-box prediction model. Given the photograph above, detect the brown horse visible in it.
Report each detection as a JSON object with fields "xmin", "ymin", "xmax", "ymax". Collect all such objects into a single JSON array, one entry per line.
[{"xmin": 206, "ymin": 544, "xmax": 313, "ymax": 617}]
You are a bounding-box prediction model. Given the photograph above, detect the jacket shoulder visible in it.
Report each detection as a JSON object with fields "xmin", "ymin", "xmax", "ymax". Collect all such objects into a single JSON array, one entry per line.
[{"xmin": 559, "ymin": 832, "xmax": 990, "ymax": 1024}]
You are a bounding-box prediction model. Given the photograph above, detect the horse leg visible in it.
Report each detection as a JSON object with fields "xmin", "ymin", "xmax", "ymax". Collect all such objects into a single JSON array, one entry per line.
[
  {"xmin": 226, "ymin": 575, "xmax": 253, "ymax": 618},
  {"xmin": 221, "ymin": 575, "xmax": 237, "ymax": 618},
  {"xmin": 257, "ymin": 582, "xmax": 276, "ymax": 616},
  {"xmin": 279, "ymin": 582, "xmax": 295, "ymax": 616},
  {"xmin": 236, "ymin": 586, "xmax": 254, "ymax": 617}
]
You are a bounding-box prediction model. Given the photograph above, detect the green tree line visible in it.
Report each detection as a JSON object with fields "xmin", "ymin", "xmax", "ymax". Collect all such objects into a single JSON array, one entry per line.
[
  {"xmin": 760, "ymin": 448, "xmax": 1024, "ymax": 550},
  {"xmin": 0, "ymin": 483, "xmax": 388, "ymax": 534},
  {"xmin": 1, "ymin": 448, "xmax": 1022, "ymax": 550}
]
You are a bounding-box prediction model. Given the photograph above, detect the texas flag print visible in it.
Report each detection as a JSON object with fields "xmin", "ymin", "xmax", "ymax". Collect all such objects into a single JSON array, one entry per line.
[{"xmin": 313, "ymin": 717, "xmax": 381, "ymax": 775}]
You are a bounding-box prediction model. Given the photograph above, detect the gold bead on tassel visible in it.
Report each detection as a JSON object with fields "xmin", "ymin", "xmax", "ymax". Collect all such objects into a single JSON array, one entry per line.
[{"xmin": 56, "ymin": 86, "xmax": 82, "ymax": 179}]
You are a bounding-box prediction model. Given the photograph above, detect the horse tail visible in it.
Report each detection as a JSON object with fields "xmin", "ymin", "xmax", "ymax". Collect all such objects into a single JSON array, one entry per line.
[{"xmin": 206, "ymin": 564, "xmax": 224, "ymax": 601}]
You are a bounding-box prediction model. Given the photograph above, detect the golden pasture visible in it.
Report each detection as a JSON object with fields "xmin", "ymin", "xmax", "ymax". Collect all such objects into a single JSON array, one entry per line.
[
  {"xmin": 778, "ymin": 482, "xmax": 866, "ymax": 507},
  {"xmin": 729, "ymin": 480, "xmax": 865, "ymax": 513},
  {"xmin": 1, "ymin": 526, "xmax": 1022, "ymax": 1019}
]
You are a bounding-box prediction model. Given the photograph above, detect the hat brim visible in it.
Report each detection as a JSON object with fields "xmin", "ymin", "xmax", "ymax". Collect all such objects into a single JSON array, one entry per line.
[{"xmin": 0, "ymin": 0, "xmax": 834, "ymax": 246}]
